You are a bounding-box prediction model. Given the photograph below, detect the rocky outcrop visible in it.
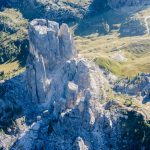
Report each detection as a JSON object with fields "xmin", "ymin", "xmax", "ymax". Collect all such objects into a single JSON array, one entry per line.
[
  {"xmin": 24, "ymin": 19, "xmax": 122, "ymax": 149},
  {"xmin": 119, "ymin": 17, "xmax": 148, "ymax": 36},
  {"xmin": 74, "ymin": 137, "xmax": 88, "ymax": 150},
  {"xmin": 108, "ymin": 0, "xmax": 150, "ymax": 10},
  {"xmin": 114, "ymin": 73, "xmax": 150, "ymax": 102},
  {"xmin": 27, "ymin": 19, "xmax": 76, "ymax": 103}
]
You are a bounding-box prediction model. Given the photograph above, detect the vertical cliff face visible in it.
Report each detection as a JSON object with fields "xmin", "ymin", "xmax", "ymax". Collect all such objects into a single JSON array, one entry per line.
[
  {"xmin": 27, "ymin": 19, "xmax": 77, "ymax": 103},
  {"xmin": 28, "ymin": 19, "xmax": 77, "ymax": 66}
]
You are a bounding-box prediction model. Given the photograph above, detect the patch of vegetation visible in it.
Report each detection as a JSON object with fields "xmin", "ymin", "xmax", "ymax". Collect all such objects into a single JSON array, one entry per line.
[
  {"xmin": 125, "ymin": 41, "xmax": 150, "ymax": 58},
  {"xmin": 120, "ymin": 110, "xmax": 150, "ymax": 150},
  {"xmin": 0, "ymin": 82, "xmax": 22, "ymax": 130},
  {"xmin": 94, "ymin": 57, "xmax": 125, "ymax": 76},
  {"xmin": 124, "ymin": 99, "xmax": 132, "ymax": 107},
  {"xmin": 0, "ymin": 61, "xmax": 25, "ymax": 80},
  {"xmin": 0, "ymin": 8, "xmax": 28, "ymax": 64},
  {"xmin": 93, "ymin": 53, "xmax": 150, "ymax": 77}
]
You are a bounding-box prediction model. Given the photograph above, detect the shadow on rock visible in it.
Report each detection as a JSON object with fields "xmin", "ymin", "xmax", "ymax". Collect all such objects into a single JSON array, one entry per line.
[{"xmin": 0, "ymin": 73, "xmax": 40, "ymax": 136}]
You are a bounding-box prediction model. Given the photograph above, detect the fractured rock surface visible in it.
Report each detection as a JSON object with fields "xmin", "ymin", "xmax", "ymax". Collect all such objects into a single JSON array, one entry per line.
[{"xmin": 27, "ymin": 19, "xmax": 76, "ymax": 103}]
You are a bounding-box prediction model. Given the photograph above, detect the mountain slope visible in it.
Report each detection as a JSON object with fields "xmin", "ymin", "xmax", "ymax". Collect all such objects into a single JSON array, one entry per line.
[{"xmin": 0, "ymin": 19, "xmax": 150, "ymax": 150}]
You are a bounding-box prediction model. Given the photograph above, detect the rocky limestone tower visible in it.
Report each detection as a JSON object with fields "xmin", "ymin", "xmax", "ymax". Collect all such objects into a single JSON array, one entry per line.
[
  {"xmin": 25, "ymin": 19, "xmax": 121, "ymax": 150},
  {"xmin": 27, "ymin": 19, "xmax": 77, "ymax": 103},
  {"xmin": 13, "ymin": 18, "xmax": 148, "ymax": 150}
]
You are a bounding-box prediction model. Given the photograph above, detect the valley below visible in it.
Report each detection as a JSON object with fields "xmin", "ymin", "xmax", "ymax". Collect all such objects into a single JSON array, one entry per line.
[{"xmin": 0, "ymin": 0, "xmax": 150, "ymax": 150}]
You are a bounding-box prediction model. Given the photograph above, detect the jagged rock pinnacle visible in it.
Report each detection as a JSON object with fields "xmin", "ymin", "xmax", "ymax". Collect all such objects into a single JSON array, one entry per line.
[
  {"xmin": 24, "ymin": 19, "xmax": 121, "ymax": 150},
  {"xmin": 26, "ymin": 19, "xmax": 77, "ymax": 103},
  {"xmin": 28, "ymin": 19, "xmax": 76, "ymax": 67}
]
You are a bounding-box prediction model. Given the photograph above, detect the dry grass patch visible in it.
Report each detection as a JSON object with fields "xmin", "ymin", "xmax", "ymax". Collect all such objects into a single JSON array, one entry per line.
[{"xmin": 0, "ymin": 61, "xmax": 25, "ymax": 80}]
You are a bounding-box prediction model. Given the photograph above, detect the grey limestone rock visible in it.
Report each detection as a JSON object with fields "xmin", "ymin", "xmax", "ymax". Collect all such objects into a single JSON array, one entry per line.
[
  {"xmin": 24, "ymin": 19, "xmax": 123, "ymax": 150},
  {"xmin": 114, "ymin": 73, "xmax": 150, "ymax": 102},
  {"xmin": 74, "ymin": 137, "xmax": 89, "ymax": 150},
  {"xmin": 65, "ymin": 81, "xmax": 78, "ymax": 109},
  {"xmin": 27, "ymin": 19, "xmax": 76, "ymax": 103},
  {"xmin": 120, "ymin": 17, "xmax": 147, "ymax": 36}
]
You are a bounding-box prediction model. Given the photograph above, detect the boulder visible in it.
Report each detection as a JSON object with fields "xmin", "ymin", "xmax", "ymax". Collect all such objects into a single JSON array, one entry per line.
[
  {"xmin": 65, "ymin": 81, "xmax": 78, "ymax": 109},
  {"xmin": 74, "ymin": 137, "xmax": 88, "ymax": 150}
]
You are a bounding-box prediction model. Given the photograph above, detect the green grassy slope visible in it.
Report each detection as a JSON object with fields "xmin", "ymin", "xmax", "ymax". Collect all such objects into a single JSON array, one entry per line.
[{"xmin": 0, "ymin": 9, "xmax": 28, "ymax": 80}]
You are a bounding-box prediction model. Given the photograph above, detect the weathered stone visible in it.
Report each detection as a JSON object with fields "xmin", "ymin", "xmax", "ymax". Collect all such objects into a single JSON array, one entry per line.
[
  {"xmin": 74, "ymin": 60, "xmax": 90, "ymax": 90},
  {"xmin": 59, "ymin": 24, "xmax": 77, "ymax": 59},
  {"xmin": 27, "ymin": 19, "xmax": 77, "ymax": 103},
  {"xmin": 25, "ymin": 19, "xmax": 122, "ymax": 150},
  {"xmin": 37, "ymin": 116, "xmax": 41, "ymax": 121},
  {"xmin": 65, "ymin": 81, "xmax": 78, "ymax": 109},
  {"xmin": 120, "ymin": 18, "xmax": 147, "ymax": 36},
  {"xmin": 114, "ymin": 73, "xmax": 150, "ymax": 102},
  {"xmin": 42, "ymin": 110, "xmax": 49, "ymax": 117},
  {"xmin": 74, "ymin": 137, "xmax": 88, "ymax": 150}
]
